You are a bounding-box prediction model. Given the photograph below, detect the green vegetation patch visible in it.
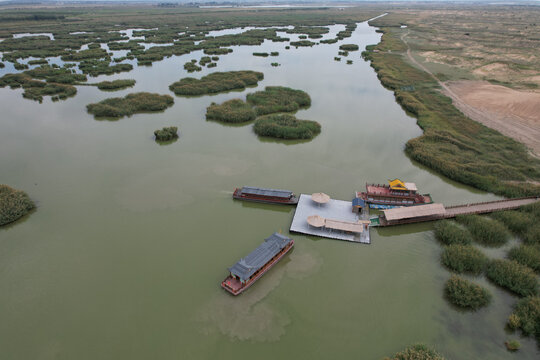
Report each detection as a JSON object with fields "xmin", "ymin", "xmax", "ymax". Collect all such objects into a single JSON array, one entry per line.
[
  {"xmin": 486, "ymin": 259, "xmax": 538, "ymax": 297},
  {"xmin": 78, "ymin": 60, "xmax": 133, "ymax": 77},
  {"xmin": 154, "ymin": 126, "xmax": 178, "ymax": 141},
  {"xmin": 384, "ymin": 344, "xmax": 445, "ymax": 360},
  {"xmin": 491, "ymin": 210, "xmax": 536, "ymax": 238},
  {"xmin": 434, "ymin": 220, "xmax": 472, "ymax": 245},
  {"xmin": 253, "ymin": 52, "xmax": 269, "ymax": 57},
  {"xmin": 339, "ymin": 44, "xmax": 359, "ymax": 51},
  {"xmin": 246, "ymin": 86, "xmax": 311, "ymax": 115},
  {"xmin": 504, "ymin": 340, "xmax": 521, "ymax": 352},
  {"xmin": 96, "ymin": 79, "xmax": 136, "ymax": 91},
  {"xmin": 444, "ymin": 275, "xmax": 491, "ymax": 310},
  {"xmin": 290, "ymin": 40, "xmax": 316, "ymax": 47},
  {"xmin": 203, "ymin": 48, "xmax": 232, "ymax": 55},
  {"xmin": 456, "ymin": 214, "xmax": 509, "ymax": 247},
  {"xmin": 86, "ymin": 92, "xmax": 174, "ymax": 118},
  {"xmin": 24, "ymin": 65, "xmax": 87, "ymax": 84},
  {"xmin": 0, "ymin": 73, "xmax": 76, "ymax": 102},
  {"xmin": 253, "ymin": 114, "xmax": 321, "ymax": 140},
  {"xmin": 507, "ymin": 296, "xmax": 540, "ymax": 344},
  {"xmin": 206, "ymin": 99, "xmax": 256, "ymax": 124},
  {"xmin": 508, "ymin": 245, "xmax": 540, "ymax": 273},
  {"xmin": 441, "ymin": 244, "xmax": 488, "ymax": 275},
  {"xmin": 184, "ymin": 61, "xmax": 202, "ymax": 72},
  {"xmin": 169, "ymin": 71, "xmax": 263, "ymax": 96},
  {"xmin": 0, "ymin": 184, "xmax": 35, "ymax": 226}
]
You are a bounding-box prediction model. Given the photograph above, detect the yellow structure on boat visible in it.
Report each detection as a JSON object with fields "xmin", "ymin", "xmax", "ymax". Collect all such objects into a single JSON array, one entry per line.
[{"xmin": 388, "ymin": 178, "xmax": 417, "ymax": 192}]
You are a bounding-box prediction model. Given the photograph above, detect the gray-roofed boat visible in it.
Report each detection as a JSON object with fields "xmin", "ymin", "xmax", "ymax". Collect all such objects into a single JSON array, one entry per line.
[
  {"xmin": 221, "ymin": 232, "xmax": 294, "ymax": 295},
  {"xmin": 233, "ymin": 186, "xmax": 299, "ymax": 205}
]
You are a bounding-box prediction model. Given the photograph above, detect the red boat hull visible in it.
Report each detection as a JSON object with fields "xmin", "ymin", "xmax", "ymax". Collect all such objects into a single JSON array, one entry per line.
[{"xmin": 221, "ymin": 240, "xmax": 294, "ymax": 295}]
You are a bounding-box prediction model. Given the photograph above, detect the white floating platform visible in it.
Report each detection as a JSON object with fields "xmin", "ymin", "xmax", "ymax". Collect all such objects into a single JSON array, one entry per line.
[{"xmin": 290, "ymin": 194, "xmax": 371, "ymax": 244}]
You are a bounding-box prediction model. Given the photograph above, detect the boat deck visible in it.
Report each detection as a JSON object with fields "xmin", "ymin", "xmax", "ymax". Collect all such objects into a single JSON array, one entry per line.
[{"xmin": 290, "ymin": 194, "xmax": 370, "ymax": 244}]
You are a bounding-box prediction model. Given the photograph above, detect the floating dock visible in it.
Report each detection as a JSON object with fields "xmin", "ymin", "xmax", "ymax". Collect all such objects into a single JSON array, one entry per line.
[{"xmin": 290, "ymin": 194, "xmax": 371, "ymax": 244}]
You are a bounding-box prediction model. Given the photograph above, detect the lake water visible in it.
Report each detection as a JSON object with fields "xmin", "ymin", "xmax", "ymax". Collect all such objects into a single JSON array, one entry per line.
[{"xmin": 0, "ymin": 20, "xmax": 537, "ymax": 359}]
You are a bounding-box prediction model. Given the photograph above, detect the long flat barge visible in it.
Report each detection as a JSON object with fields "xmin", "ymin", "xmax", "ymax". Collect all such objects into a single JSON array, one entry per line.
[
  {"xmin": 221, "ymin": 233, "xmax": 294, "ymax": 296},
  {"xmin": 233, "ymin": 186, "xmax": 299, "ymax": 205}
]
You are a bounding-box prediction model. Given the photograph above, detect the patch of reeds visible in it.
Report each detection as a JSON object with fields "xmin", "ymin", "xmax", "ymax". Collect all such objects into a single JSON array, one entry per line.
[
  {"xmin": 96, "ymin": 79, "xmax": 136, "ymax": 91},
  {"xmin": 384, "ymin": 344, "xmax": 445, "ymax": 360},
  {"xmin": 154, "ymin": 126, "xmax": 178, "ymax": 141},
  {"xmin": 184, "ymin": 61, "xmax": 202, "ymax": 72},
  {"xmin": 290, "ymin": 40, "xmax": 315, "ymax": 47},
  {"xmin": 253, "ymin": 113, "xmax": 320, "ymax": 140},
  {"xmin": 433, "ymin": 220, "xmax": 472, "ymax": 245},
  {"xmin": 206, "ymin": 99, "xmax": 256, "ymax": 123},
  {"xmin": 253, "ymin": 52, "xmax": 269, "ymax": 57},
  {"xmin": 0, "ymin": 184, "xmax": 35, "ymax": 226},
  {"xmin": 508, "ymin": 245, "xmax": 540, "ymax": 273},
  {"xmin": 441, "ymin": 244, "xmax": 488, "ymax": 275},
  {"xmin": 169, "ymin": 71, "xmax": 263, "ymax": 96},
  {"xmin": 491, "ymin": 210, "xmax": 535, "ymax": 238},
  {"xmin": 485, "ymin": 259, "xmax": 538, "ymax": 297},
  {"xmin": 246, "ymin": 86, "xmax": 311, "ymax": 115},
  {"xmin": 339, "ymin": 44, "xmax": 359, "ymax": 51},
  {"xmin": 203, "ymin": 48, "xmax": 232, "ymax": 55},
  {"xmin": 0, "ymin": 73, "xmax": 76, "ymax": 102},
  {"xmin": 86, "ymin": 92, "xmax": 174, "ymax": 118},
  {"xmin": 444, "ymin": 275, "xmax": 491, "ymax": 310},
  {"xmin": 507, "ymin": 296, "xmax": 540, "ymax": 345},
  {"xmin": 456, "ymin": 214, "xmax": 509, "ymax": 247}
]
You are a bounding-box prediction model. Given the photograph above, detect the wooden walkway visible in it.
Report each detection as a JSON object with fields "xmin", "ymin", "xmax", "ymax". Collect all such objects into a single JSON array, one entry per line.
[{"xmin": 375, "ymin": 196, "xmax": 539, "ymax": 226}]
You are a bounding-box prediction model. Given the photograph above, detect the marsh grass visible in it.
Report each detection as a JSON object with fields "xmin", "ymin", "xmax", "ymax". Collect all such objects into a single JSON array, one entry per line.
[
  {"xmin": 206, "ymin": 99, "xmax": 256, "ymax": 123},
  {"xmin": 486, "ymin": 259, "xmax": 538, "ymax": 297},
  {"xmin": 253, "ymin": 113, "xmax": 320, "ymax": 140},
  {"xmin": 456, "ymin": 215, "xmax": 509, "ymax": 247},
  {"xmin": 0, "ymin": 184, "xmax": 35, "ymax": 226},
  {"xmin": 154, "ymin": 126, "xmax": 178, "ymax": 141},
  {"xmin": 0, "ymin": 73, "xmax": 76, "ymax": 102},
  {"xmin": 184, "ymin": 61, "xmax": 202, "ymax": 72},
  {"xmin": 86, "ymin": 92, "xmax": 174, "ymax": 118},
  {"xmin": 384, "ymin": 344, "xmax": 445, "ymax": 360},
  {"xmin": 246, "ymin": 86, "xmax": 311, "ymax": 115},
  {"xmin": 339, "ymin": 44, "xmax": 359, "ymax": 51},
  {"xmin": 441, "ymin": 244, "xmax": 488, "ymax": 275},
  {"xmin": 444, "ymin": 275, "xmax": 491, "ymax": 310},
  {"xmin": 169, "ymin": 71, "xmax": 263, "ymax": 96},
  {"xmin": 507, "ymin": 296, "xmax": 540, "ymax": 344},
  {"xmin": 96, "ymin": 79, "xmax": 136, "ymax": 91},
  {"xmin": 508, "ymin": 245, "xmax": 540, "ymax": 273},
  {"xmin": 434, "ymin": 220, "xmax": 472, "ymax": 245}
]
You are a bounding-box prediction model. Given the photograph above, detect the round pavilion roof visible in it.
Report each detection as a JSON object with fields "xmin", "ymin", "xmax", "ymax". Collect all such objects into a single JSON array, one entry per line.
[
  {"xmin": 307, "ymin": 215, "xmax": 325, "ymax": 228},
  {"xmin": 311, "ymin": 192, "xmax": 330, "ymax": 204}
]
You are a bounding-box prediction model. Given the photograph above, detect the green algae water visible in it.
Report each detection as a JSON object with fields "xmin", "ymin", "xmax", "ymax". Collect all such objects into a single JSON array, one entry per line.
[{"xmin": 1, "ymin": 21, "xmax": 538, "ymax": 359}]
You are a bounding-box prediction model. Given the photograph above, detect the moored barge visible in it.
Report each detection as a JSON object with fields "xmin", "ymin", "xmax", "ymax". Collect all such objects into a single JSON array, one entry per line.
[
  {"xmin": 221, "ymin": 233, "xmax": 294, "ymax": 296},
  {"xmin": 233, "ymin": 186, "xmax": 298, "ymax": 205},
  {"xmin": 356, "ymin": 179, "xmax": 433, "ymax": 209}
]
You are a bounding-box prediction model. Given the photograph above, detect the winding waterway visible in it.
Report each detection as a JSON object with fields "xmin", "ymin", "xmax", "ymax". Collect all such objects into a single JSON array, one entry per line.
[{"xmin": 1, "ymin": 20, "xmax": 537, "ymax": 359}]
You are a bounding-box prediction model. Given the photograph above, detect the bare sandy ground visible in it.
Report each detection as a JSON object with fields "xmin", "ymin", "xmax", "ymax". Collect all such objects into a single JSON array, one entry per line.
[{"xmin": 443, "ymin": 81, "xmax": 540, "ymax": 157}]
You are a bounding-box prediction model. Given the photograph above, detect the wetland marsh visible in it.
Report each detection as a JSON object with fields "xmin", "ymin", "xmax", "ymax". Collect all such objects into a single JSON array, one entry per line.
[{"xmin": 0, "ymin": 7, "xmax": 539, "ymax": 360}]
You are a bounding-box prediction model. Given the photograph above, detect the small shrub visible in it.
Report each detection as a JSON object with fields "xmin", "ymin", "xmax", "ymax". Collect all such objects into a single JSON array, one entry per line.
[
  {"xmin": 199, "ymin": 56, "xmax": 212, "ymax": 66},
  {"xmin": 508, "ymin": 245, "xmax": 540, "ymax": 272},
  {"xmin": 338, "ymin": 51, "xmax": 349, "ymax": 56},
  {"xmin": 504, "ymin": 340, "xmax": 521, "ymax": 351},
  {"xmin": 211, "ymin": 56, "xmax": 219, "ymax": 61},
  {"xmin": 434, "ymin": 220, "xmax": 472, "ymax": 245},
  {"xmin": 154, "ymin": 126, "xmax": 178, "ymax": 141},
  {"xmin": 86, "ymin": 92, "xmax": 174, "ymax": 118},
  {"xmin": 346, "ymin": 60, "xmax": 353, "ymax": 65},
  {"xmin": 206, "ymin": 99, "xmax": 256, "ymax": 123},
  {"xmin": 270, "ymin": 52, "xmax": 279, "ymax": 56},
  {"xmin": 456, "ymin": 214, "xmax": 509, "ymax": 247},
  {"xmin": 339, "ymin": 44, "xmax": 359, "ymax": 51},
  {"xmin": 486, "ymin": 259, "xmax": 538, "ymax": 297},
  {"xmin": 285, "ymin": 46, "xmax": 290, "ymax": 49},
  {"xmin": 253, "ymin": 52, "xmax": 269, "ymax": 57},
  {"xmin": 507, "ymin": 296, "xmax": 540, "ymax": 344},
  {"xmin": 271, "ymin": 62, "xmax": 280, "ymax": 67},
  {"xmin": 253, "ymin": 113, "xmax": 321, "ymax": 140},
  {"xmin": 246, "ymin": 86, "xmax": 311, "ymax": 115},
  {"xmin": 0, "ymin": 184, "xmax": 35, "ymax": 226},
  {"xmin": 207, "ymin": 62, "xmax": 217, "ymax": 68},
  {"xmin": 334, "ymin": 57, "xmax": 341, "ymax": 61},
  {"xmin": 290, "ymin": 40, "xmax": 315, "ymax": 47},
  {"xmin": 441, "ymin": 245, "xmax": 488, "ymax": 275},
  {"xmin": 444, "ymin": 275, "xmax": 491, "ymax": 310},
  {"xmin": 384, "ymin": 344, "xmax": 445, "ymax": 360}
]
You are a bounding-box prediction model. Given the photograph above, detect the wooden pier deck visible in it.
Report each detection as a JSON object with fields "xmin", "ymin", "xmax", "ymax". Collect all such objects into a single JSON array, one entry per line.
[{"xmin": 375, "ymin": 196, "xmax": 540, "ymax": 227}]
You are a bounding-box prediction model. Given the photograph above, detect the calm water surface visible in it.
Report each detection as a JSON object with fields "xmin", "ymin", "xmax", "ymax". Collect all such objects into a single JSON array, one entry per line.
[{"xmin": 1, "ymin": 21, "xmax": 537, "ymax": 359}]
